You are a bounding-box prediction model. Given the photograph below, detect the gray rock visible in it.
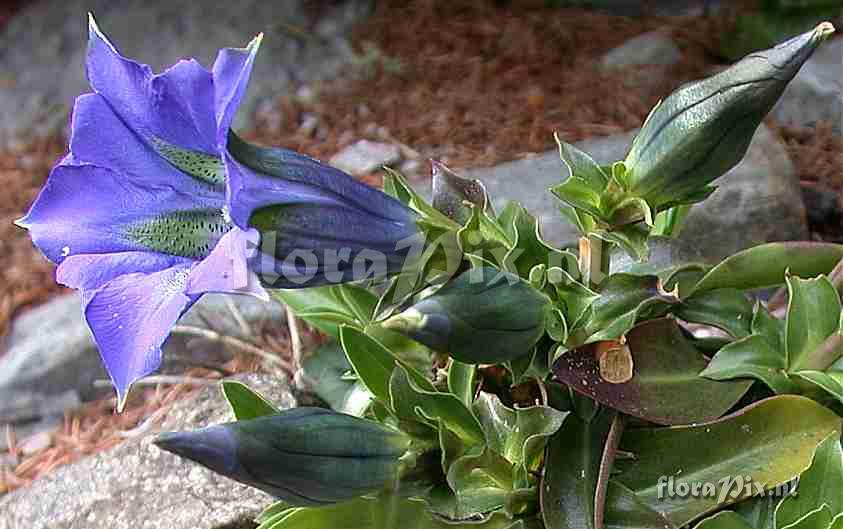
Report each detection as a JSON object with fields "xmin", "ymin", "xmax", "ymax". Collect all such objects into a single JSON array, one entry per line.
[
  {"xmin": 772, "ymin": 36, "xmax": 842, "ymax": 134},
  {"xmin": 329, "ymin": 140, "xmax": 402, "ymax": 176},
  {"xmin": 459, "ymin": 123, "xmax": 806, "ymax": 261},
  {"xmin": 0, "ymin": 373, "xmax": 295, "ymax": 529},
  {"xmin": 600, "ymin": 30, "xmax": 682, "ymax": 69},
  {"xmin": 0, "ymin": 0, "xmax": 372, "ymax": 149},
  {"xmin": 0, "ymin": 292, "xmax": 284, "ymax": 424}
]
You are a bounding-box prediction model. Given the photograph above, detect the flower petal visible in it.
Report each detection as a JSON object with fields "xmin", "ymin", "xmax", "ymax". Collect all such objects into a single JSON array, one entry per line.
[
  {"xmin": 17, "ymin": 163, "xmax": 223, "ymax": 263},
  {"xmin": 223, "ymin": 152, "xmax": 348, "ymax": 228},
  {"xmin": 57, "ymin": 251, "xmax": 190, "ymax": 292},
  {"xmin": 212, "ymin": 34, "xmax": 262, "ymax": 148},
  {"xmin": 69, "ymin": 93, "xmax": 225, "ymax": 194},
  {"xmin": 186, "ymin": 227, "xmax": 268, "ymax": 300},
  {"xmin": 86, "ymin": 15, "xmax": 217, "ymax": 154},
  {"xmin": 83, "ymin": 265, "xmax": 195, "ymax": 410}
]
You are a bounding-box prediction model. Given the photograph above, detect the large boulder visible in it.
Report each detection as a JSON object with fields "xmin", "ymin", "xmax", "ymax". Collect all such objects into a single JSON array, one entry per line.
[
  {"xmin": 0, "ymin": 0, "xmax": 372, "ymax": 149},
  {"xmin": 460, "ymin": 124, "xmax": 807, "ymax": 261},
  {"xmin": 0, "ymin": 374, "xmax": 295, "ymax": 529}
]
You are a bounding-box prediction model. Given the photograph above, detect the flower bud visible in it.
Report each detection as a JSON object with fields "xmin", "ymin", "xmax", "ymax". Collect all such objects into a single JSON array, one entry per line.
[
  {"xmin": 382, "ymin": 266, "xmax": 549, "ymax": 363},
  {"xmin": 624, "ymin": 23, "xmax": 835, "ymax": 210},
  {"xmin": 154, "ymin": 407, "xmax": 411, "ymax": 506}
]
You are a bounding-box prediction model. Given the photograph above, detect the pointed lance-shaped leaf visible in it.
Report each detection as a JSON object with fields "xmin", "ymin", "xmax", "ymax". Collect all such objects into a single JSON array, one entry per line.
[
  {"xmin": 154, "ymin": 407, "xmax": 412, "ymax": 506},
  {"xmin": 382, "ymin": 266, "xmax": 550, "ymax": 363},
  {"xmin": 624, "ymin": 23, "xmax": 835, "ymax": 210}
]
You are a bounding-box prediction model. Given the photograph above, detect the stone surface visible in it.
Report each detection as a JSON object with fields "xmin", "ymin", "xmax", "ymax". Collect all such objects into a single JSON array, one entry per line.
[
  {"xmin": 0, "ymin": 374, "xmax": 296, "ymax": 529},
  {"xmin": 458, "ymin": 123, "xmax": 806, "ymax": 261},
  {"xmin": 329, "ymin": 139, "xmax": 402, "ymax": 176},
  {"xmin": 600, "ymin": 30, "xmax": 682, "ymax": 69},
  {"xmin": 0, "ymin": 292, "xmax": 285, "ymax": 424},
  {"xmin": 772, "ymin": 36, "xmax": 842, "ymax": 133},
  {"xmin": 0, "ymin": 0, "xmax": 372, "ymax": 148}
]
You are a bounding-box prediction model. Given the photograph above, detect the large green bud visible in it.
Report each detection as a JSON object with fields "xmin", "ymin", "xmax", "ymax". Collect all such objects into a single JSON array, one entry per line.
[
  {"xmin": 383, "ymin": 266, "xmax": 550, "ymax": 363},
  {"xmin": 154, "ymin": 407, "xmax": 411, "ymax": 506},
  {"xmin": 623, "ymin": 22, "xmax": 835, "ymax": 210}
]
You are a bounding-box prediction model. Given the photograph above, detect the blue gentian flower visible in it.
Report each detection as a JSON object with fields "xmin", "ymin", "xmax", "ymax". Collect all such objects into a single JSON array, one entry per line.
[{"xmin": 16, "ymin": 16, "xmax": 420, "ymax": 408}]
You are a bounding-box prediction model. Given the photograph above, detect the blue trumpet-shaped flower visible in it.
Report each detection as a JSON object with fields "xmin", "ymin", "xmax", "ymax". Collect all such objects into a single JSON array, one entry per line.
[{"xmin": 17, "ymin": 17, "xmax": 420, "ymax": 408}]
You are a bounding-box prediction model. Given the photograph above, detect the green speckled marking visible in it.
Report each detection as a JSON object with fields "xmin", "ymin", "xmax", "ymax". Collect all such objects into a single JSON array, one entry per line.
[
  {"xmin": 152, "ymin": 138, "xmax": 225, "ymax": 186},
  {"xmin": 127, "ymin": 208, "xmax": 229, "ymax": 259}
]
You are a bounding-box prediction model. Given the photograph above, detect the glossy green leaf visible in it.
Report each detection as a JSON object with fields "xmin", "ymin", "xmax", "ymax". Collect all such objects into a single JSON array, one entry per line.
[
  {"xmin": 556, "ymin": 135, "xmax": 609, "ymax": 190},
  {"xmin": 383, "ymin": 167, "xmax": 459, "ymax": 230},
  {"xmin": 301, "ymin": 341, "xmax": 372, "ymax": 416},
  {"xmin": 786, "ymin": 275, "xmax": 842, "ymax": 371},
  {"xmin": 458, "ymin": 201, "xmax": 512, "ymax": 268},
  {"xmin": 446, "ymin": 447, "xmax": 518, "ymax": 517},
  {"xmin": 221, "ymin": 380, "xmax": 280, "ymax": 421},
  {"xmin": 579, "ymin": 274, "xmax": 678, "ymax": 344},
  {"xmin": 689, "ymin": 243, "xmax": 843, "ymax": 296},
  {"xmin": 555, "ymin": 318, "xmax": 752, "ymax": 425},
  {"xmin": 339, "ymin": 326, "xmax": 432, "ymax": 406},
  {"xmin": 775, "ymin": 435, "xmax": 843, "ymax": 527},
  {"xmin": 502, "ymin": 201, "xmax": 578, "ymax": 279},
  {"xmin": 779, "ymin": 506, "xmax": 833, "ymax": 529},
  {"xmin": 389, "ymin": 366, "xmax": 485, "ymax": 446},
  {"xmin": 548, "ymin": 267, "xmax": 598, "ymax": 330},
  {"xmin": 615, "ymin": 395, "xmax": 843, "ymax": 527},
  {"xmin": 603, "ymin": 481, "xmax": 675, "ymax": 529},
  {"xmin": 677, "ymin": 288, "xmax": 755, "ymax": 339},
  {"xmin": 701, "ymin": 334, "xmax": 798, "ymax": 395},
  {"xmin": 694, "ymin": 511, "xmax": 756, "ymax": 529},
  {"xmin": 473, "ymin": 392, "xmax": 567, "ymax": 473},
  {"xmin": 448, "ymin": 360, "xmax": 476, "ymax": 407},
  {"xmin": 793, "ymin": 371, "xmax": 843, "ymax": 405},
  {"xmin": 734, "ymin": 496, "xmax": 778, "ymax": 529},
  {"xmin": 592, "ymin": 225, "xmax": 651, "ymax": 264},
  {"xmin": 274, "ymin": 284, "xmax": 378, "ymax": 337},
  {"xmin": 256, "ymin": 495, "xmax": 526, "ymax": 529},
  {"xmin": 609, "ymin": 235, "xmax": 705, "ymax": 279},
  {"xmin": 540, "ymin": 407, "xmax": 616, "ymax": 529}
]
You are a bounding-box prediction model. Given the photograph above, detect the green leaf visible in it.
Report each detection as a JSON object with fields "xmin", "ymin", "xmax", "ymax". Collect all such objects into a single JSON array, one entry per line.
[
  {"xmin": 548, "ymin": 267, "xmax": 598, "ymax": 330},
  {"xmin": 793, "ymin": 371, "xmax": 843, "ymax": 406},
  {"xmin": 540, "ymin": 407, "xmax": 616, "ymax": 529},
  {"xmin": 735, "ymin": 496, "xmax": 778, "ymax": 529},
  {"xmin": 301, "ymin": 341, "xmax": 372, "ymax": 416},
  {"xmin": 694, "ymin": 511, "xmax": 756, "ymax": 529},
  {"xmin": 448, "ymin": 360, "xmax": 476, "ymax": 407},
  {"xmin": 446, "ymin": 447, "xmax": 518, "ymax": 517},
  {"xmin": 555, "ymin": 134, "xmax": 610, "ymax": 190},
  {"xmin": 274, "ymin": 284, "xmax": 378, "ymax": 337},
  {"xmin": 502, "ymin": 201, "xmax": 579, "ymax": 279},
  {"xmin": 339, "ymin": 326, "xmax": 433, "ymax": 406},
  {"xmin": 786, "ymin": 275, "xmax": 842, "ymax": 371},
  {"xmin": 550, "ymin": 176, "xmax": 606, "ymax": 223},
  {"xmin": 701, "ymin": 334, "xmax": 798, "ymax": 395},
  {"xmin": 473, "ymin": 392, "xmax": 567, "ymax": 473},
  {"xmin": 593, "ymin": 225, "xmax": 651, "ymax": 264},
  {"xmin": 775, "ymin": 435, "xmax": 843, "ymax": 527},
  {"xmin": 579, "ymin": 274, "xmax": 678, "ymax": 344},
  {"xmin": 689, "ymin": 243, "xmax": 843, "ymax": 296},
  {"xmin": 389, "ymin": 366, "xmax": 485, "ymax": 446},
  {"xmin": 458, "ymin": 201, "xmax": 512, "ymax": 268},
  {"xmin": 221, "ymin": 381, "xmax": 280, "ymax": 421},
  {"xmin": 383, "ymin": 167, "xmax": 459, "ymax": 230},
  {"xmin": 257, "ymin": 495, "xmax": 526, "ymax": 529},
  {"xmin": 556, "ymin": 318, "xmax": 752, "ymax": 425},
  {"xmin": 779, "ymin": 506, "xmax": 833, "ymax": 529},
  {"xmin": 603, "ymin": 481, "xmax": 676, "ymax": 529},
  {"xmin": 615, "ymin": 395, "xmax": 843, "ymax": 527},
  {"xmin": 677, "ymin": 289, "xmax": 755, "ymax": 339}
]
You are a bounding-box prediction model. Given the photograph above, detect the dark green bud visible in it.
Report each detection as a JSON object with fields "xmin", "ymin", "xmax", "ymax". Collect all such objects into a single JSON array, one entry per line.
[
  {"xmin": 624, "ymin": 22, "xmax": 835, "ymax": 210},
  {"xmin": 154, "ymin": 407, "xmax": 411, "ymax": 506},
  {"xmin": 383, "ymin": 266, "xmax": 550, "ymax": 363}
]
